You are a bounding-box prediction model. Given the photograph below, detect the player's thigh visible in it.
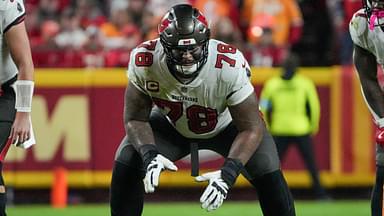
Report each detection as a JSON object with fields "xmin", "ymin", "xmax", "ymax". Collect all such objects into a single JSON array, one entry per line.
[{"xmin": 244, "ymin": 130, "xmax": 281, "ymax": 179}]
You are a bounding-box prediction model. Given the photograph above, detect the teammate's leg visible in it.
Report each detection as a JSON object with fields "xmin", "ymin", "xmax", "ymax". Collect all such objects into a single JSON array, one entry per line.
[{"xmin": 372, "ymin": 144, "xmax": 384, "ymax": 216}]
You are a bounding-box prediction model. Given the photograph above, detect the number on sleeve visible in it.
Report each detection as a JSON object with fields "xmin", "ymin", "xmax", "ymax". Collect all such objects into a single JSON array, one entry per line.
[
  {"xmin": 135, "ymin": 52, "xmax": 153, "ymax": 66},
  {"xmin": 215, "ymin": 43, "xmax": 237, "ymax": 68}
]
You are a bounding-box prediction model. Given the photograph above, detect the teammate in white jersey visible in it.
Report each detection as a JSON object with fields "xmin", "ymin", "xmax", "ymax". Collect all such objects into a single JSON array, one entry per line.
[
  {"xmin": 110, "ymin": 4, "xmax": 295, "ymax": 216},
  {"xmin": 0, "ymin": 0, "xmax": 35, "ymax": 215},
  {"xmin": 350, "ymin": 1, "xmax": 384, "ymax": 215}
]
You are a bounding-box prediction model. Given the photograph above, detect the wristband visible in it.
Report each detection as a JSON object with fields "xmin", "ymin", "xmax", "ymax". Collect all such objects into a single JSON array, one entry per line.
[
  {"xmin": 12, "ymin": 80, "xmax": 34, "ymax": 112},
  {"xmin": 138, "ymin": 144, "xmax": 159, "ymax": 169},
  {"xmin": 220, "ymin": 158, "xmax": 243, "ymax": 187}
]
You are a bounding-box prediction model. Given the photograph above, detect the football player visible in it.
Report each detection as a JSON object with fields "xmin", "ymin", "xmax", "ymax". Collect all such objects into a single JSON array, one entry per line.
[
  {"xmin": 110, "ymin": 4, "xmax": 295, "ymax": 216},
  {"xmin": 350, "ymin": 0, "xmax": 384, "ymax": 215},
  {"xmin": 0, "ymin": 0, "xmax": 35, "ymax": 215}
]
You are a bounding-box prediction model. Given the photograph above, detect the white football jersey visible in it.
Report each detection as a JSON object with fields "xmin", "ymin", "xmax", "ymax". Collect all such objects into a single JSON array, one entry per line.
[
  {"xmin": 350, "ymin": 9, "xmax": 384, "ymax": 65},
  {"xmin": 127, "ymin": 39, "xmax": 254, "ymax": 139},
  {"xmin": 0, "ymin": 0, "xmax": 25, "ymax": 84}
]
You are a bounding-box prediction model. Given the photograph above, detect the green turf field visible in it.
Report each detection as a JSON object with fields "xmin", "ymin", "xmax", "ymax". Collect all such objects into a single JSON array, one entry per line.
[{"xmin": 5, "ymin": 200, "xmax": 370, "ymax": 216}]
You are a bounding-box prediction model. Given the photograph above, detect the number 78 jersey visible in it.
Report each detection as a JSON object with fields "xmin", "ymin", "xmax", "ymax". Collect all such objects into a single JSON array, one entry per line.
[{"xmin": 127, "ymin": 39, "xmax": 254, "ymax": 139}]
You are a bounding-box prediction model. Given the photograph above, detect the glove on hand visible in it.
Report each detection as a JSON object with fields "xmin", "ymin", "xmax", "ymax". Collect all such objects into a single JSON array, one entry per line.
[
  {"xmin": 139, "ymin": 144, "xmax": 178, "ymax": 193},
  {"xmin": 195, "ymin": 170, "xmax": 229, "ymax": 212},
  {"xmin": 195, "ymin": 158, "xmax": 243, "ymax": 211},
  {"xmin": 143, "ymin": 154, "xmax": 178, "ymax": 193}
]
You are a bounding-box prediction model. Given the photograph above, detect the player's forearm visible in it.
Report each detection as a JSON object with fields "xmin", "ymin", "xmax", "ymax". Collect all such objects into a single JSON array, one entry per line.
[
  {"xmin": 125, "ymin": 120, "xmax": 156, "ymax": 151},
  {"xmin": 227, "ymin": 127, "xmax": 263, "ymax": 165},
  {"xmin": 16, "ymin": 62, "xmax": 34, "ymax": 81}
]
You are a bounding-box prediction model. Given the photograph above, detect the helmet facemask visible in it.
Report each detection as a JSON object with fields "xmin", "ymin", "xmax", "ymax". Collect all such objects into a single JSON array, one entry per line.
[
  {"xmin": 364, "ymin": 0, "xmax": 384, "ymax": 30},
  {"xmin": 158, "ymin": 4, "xmax": 210, "ymax": 79}
]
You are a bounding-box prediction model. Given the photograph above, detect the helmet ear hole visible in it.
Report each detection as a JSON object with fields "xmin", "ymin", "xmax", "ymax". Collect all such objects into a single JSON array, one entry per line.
[{"xmin": 158, "ymin": 4, "xmax": 210, "ymax": 77}]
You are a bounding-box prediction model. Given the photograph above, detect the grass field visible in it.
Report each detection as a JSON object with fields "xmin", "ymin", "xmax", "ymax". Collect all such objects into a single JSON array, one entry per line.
[{"xmin": 5, "ymin": 200, "xmax": 370, "ymax": 216}]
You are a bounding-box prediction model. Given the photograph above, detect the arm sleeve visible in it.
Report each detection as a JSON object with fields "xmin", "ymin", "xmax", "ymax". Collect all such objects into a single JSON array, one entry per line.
[{"xmin": 306, "ymin": 80, "xmax": 321, "ymax": 134}]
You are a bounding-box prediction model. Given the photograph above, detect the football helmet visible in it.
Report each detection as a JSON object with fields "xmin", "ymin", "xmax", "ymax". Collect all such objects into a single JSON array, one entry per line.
[
  {"xmin": 158, "ymin": 4, "xmax": 210, "ymax": 78},
  {"xmin": 363, "ymin": 0, "xmax": 384, "ymax": 30}
]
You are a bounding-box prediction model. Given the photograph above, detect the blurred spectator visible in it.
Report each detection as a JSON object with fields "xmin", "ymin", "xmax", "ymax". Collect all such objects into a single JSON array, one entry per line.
[
  {"xmin": 327, "ymin": 0, "xmax": 361, "ymax": 65},
  {"xmin": 210, "ymin": 16, "xmax": 243, "ymax": 49},
  {"xmin": 37, "ymin": 0, "xmax": 63, "ymax": 21},
  {"xmin": 193, "ymin": 0, "xmax": 245, "ymax": 50},
  {"xmin": 100, "ymin": 2, "xmax": 136, "ymax": 50},
  {"xmin": 242, "ymin": 0, "xmax": 303, "ymax": 48},
  {"xmin": 73, "ymin": 0, "xmax": 107, "ymax": 28},
  {"xmin": 54, "ymin": 8, "xmax": 88, "ymax": 50},
  {"xmin": 33, "ymin": 20, "xmax": 60, "ymax": 50},
  {"xmin": 241, "ymin": 0, "xmax": 303, "ymax": 67},
  {"xmin": 248, "ymin": 27, "xmax": 286, "ymax": 67},
  {"xmin": 291, "ymin": 0, "xmax": 334, "ymax": 66}
]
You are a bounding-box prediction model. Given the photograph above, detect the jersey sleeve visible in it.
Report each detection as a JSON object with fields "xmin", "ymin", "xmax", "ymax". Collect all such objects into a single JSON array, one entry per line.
[
  {"xmin": 224, "ymin": 51, "xmax": 254, "ymax": 106},
  {"xmin": 127, "ymin": 48, "xmax": 149, "ymax": 95},
  {"xmin": 349, "ymin": 9, "xmax": 369, "ymax": 50},
  {"xmin": 1, "ymin": 0, "xmax": 25, "ymax": 33}
]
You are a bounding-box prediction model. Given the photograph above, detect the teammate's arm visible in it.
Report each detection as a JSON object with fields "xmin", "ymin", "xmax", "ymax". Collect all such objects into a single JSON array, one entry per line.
[
  {"xmin": 5, "ymin": 20, "xmax": 34, "ymax": 144},
  {"xmin": 353, "ymin": 44, "xmax": 384, "ymax": 117}
]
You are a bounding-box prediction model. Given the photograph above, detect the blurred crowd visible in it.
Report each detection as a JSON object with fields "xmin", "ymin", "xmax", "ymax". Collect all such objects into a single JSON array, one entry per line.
[{"xmin": 25, "ymin": 0, "xmax": 361, "ymax": 68}]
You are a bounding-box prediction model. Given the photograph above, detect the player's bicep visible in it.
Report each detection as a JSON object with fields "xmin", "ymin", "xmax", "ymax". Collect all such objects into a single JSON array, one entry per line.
[
  {"xmin": 124, "ymin": 81, "xmax": 152, "ymax": 123},
  {"xmin": 228, "ymin": 92, "xmax": 263, "ymax": 131}
]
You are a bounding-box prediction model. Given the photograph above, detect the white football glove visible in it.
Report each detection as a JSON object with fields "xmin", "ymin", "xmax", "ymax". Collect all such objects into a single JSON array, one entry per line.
[
  {"xmin": 143, "ymin": 154, "xmax": 178, "ymax": 193},
  {"xmin": 195, "ymin": 170, "xmax": 229, "ymax": 212}
]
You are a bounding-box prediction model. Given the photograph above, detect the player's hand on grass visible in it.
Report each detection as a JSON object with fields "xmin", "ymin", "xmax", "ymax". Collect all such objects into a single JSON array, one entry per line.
[
  {"xmin": 195, "ymin": 170, "xmax": 229, "ymax": 211},
  {"xmin": 143, "ymin": 154, "xmax": 178, "ymax": 193}
]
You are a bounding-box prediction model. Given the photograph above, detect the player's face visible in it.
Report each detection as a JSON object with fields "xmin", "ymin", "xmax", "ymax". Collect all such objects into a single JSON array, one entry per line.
[{"xmin": 170, "ymin": 45, "xmax": 203, "ymax": 65}]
